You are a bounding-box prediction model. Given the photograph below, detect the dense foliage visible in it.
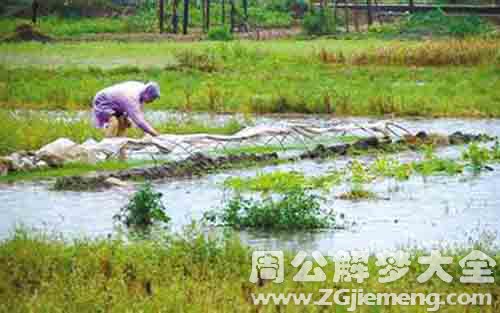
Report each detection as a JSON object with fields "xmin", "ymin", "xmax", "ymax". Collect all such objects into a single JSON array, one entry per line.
[
  {"xmin": 302, "ymin": 8, "xmax": 336, "ymax": 35},
  {"xmin": 207, "ymin": 188, "xmax": 335, "ymax": 230},
  {"xmin": 401, "ymin": 9, "xmax": 494, "ymax": 38},
  {"xmin": 114, "ymin": 182, "xmax": 170, "ymax": 229},
  {"xmin": 207, "ymin": 26, "xmax": 233, "ymax": 41}
]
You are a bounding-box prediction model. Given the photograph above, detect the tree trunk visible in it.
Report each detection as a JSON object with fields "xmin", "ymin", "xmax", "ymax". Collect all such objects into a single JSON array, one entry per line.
[
  {"xmin": 172, "ymin": 0, "xmax": 179, "ymax": 34},
  {"xmin": 183, "ymin": 0, "xmax": 189, "ymax": 34},
  {"xmin": 159, "ymin": 0, "xmax": 165, "ymax": 33}
]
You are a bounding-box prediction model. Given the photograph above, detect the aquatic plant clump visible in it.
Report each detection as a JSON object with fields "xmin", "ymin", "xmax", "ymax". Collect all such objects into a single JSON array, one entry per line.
[
  {"xmin": 207, "ymin": 188, "xmax": 334, "ymax": 230},
  {"xmin": 114, "ymin": 182, "xmax": 170, "ymax": 229}
]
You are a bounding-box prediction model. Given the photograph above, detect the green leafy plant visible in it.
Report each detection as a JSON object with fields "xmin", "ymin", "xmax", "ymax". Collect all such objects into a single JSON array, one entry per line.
[
  {"xmin": 224, "ymin": 170, "xmax": 342, "ymax": 194},
  {"xmin": 339, "ymin": 160, "xmax": 376, "ymax": 200},
  {"xmin": 302, "ymin": 8, "xmax": 336, "ymax": 35},
  {"xmin": 207, "ymin": 26, "xmax": 233, "ymax": 41},
  {"xmin": 401, "ymin": 9, "xmax": 493, "ymax": 38},
  {"xmin": 414, "ymin": 157, "xmax": 464, "ymax": 177},
  {"xmin": 114, "ymin": 182, "xmax": 170, "ymax": 229},
  {"xmin": 370, "ymin": 156, "xmax": 412, "ymax": 181},
  {"xmin": 462, "ymin": 143, "xmax": 491, "ymax": 172},
  {"xmin": 125, "ymin": 2, "xmax": 157, "ymax": 33},
  {"xmin": 208, "ymin": 188, "xmax": 334, "ymax": 230}
]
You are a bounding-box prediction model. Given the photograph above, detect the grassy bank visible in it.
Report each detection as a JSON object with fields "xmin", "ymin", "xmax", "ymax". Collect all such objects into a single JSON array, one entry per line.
[
  {"xmin": 0, "ymin": 110, "xmax": 242, "ymax": 155},
  {"xmin": 1, "ymin": 39, "xmax": 499, "ymax": 117},
  {"xmin": 0, "ymin": 229, "xmax": 498, "ymax": 312},
  {"xmin": 0, "ymin": 160, "xmax": 158, "ymax": 183}
]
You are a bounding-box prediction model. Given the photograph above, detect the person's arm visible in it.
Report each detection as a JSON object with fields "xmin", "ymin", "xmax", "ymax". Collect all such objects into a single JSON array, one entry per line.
[{"xmin": 126, "ymin": 106, "xmax": 159, "ymax": 137}]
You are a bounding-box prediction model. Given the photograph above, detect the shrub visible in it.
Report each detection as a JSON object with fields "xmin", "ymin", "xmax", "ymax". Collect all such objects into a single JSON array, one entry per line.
[
  {"xmin": 302, "ymin": 9, "xmax": 336, "ymax": 35},
  {"xmin": 125, "ymin": 3, "xmax": 157, "ymax": 33},
  {"xmin": 401, "ymin": 9, "xmax": 493, "ymax": 38},
  {"xmin": 207, "ymin": 188, "xmax": 334, "ymax": 230},
  {"xmin": 114, "ymin": 182, "xmax": 170, "ymax": 229},
  {"xmin": 248, "ymin": 8, "xmax": 293, "ymax": 28},
  {"xmin": 207, "ymin": 26, "xmax": 233, "ymax": 41}
]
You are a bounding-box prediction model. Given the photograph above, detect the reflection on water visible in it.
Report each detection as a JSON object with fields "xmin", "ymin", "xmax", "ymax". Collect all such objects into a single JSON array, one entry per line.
[{"xmin": 0, "ymin": 116, "xmax": 499, "ymax": 253}]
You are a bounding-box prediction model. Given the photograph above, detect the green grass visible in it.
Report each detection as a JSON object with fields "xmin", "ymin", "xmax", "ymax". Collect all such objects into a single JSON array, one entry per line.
[
  {"xmin": 0, "ymin": 160, "xmax": 157, "ymax": 183},
  {"xmin": 0, "ymin": 109, "xmax": 243, "ymax": 155},
  {"xmin": 1, "ymin": 39, "xmax": 499, "ymax": 117},
  {"xmin": 0, "ymin": 228, "xmax": 497, "ymax": 312},
  {"xmin": 224, "ymin": 170, "xmax": 343, "ymax": 194},
  {"xmin": 222, "ymin": 143, "xmax": 500, "ymax": 197},
  {"xmin": 0, "ymin": 17, "xmax": 129, "ymax": 37}
]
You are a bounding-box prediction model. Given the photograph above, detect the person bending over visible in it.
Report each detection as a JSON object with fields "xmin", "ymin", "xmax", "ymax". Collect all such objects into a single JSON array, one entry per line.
[{"xmin": 92, "ymin": 81, "xmax": 160, "ymax": 138}]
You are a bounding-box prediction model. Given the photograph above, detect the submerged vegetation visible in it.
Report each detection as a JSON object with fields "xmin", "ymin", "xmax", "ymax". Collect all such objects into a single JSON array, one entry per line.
[
  {"xmin": 222, "ymin": 142, "xmax": 500, "ymax": 200},
  {"xmin": 114, "ymin": 182, "xmax": 170, "ymax": 230},
  {"xmin": 207, "ymin": 187, "xmax": 334, "ymax": 230},
  {"xmin": 224, "ymin": 170, "xmax": 343, "ymax": 194}
]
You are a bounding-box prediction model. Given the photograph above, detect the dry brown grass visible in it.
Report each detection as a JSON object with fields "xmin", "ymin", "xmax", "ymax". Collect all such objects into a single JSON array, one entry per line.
[{"xmin": 319, "ymin": 39, "xmax": 500, "ymax": 66}]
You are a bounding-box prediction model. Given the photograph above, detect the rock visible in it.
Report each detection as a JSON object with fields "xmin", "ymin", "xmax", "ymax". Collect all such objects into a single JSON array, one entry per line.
[
  {"xmin": 429, "ymin": 134, "xmax": 450, "ymax": 146},
  {"xmin": 449, "ymin": 131, "xmax": 468, "ymax": 145},
  {"xmin": 105, "ymin": 177, "xmax": 129, "ymax": 187},
  {"xmin": 7, "ymin": 153, "xmax": 22, "ymax": 165},
  {"xmin": 35, "ymin": 160, "xmax": 49, "ymax": 169},
  {"xmin": 54, "ymin": 175, "xmax": 112, "ymax": 191},
  {"xmin": 37, "ymin": 152, "xmax": 65, "ymax": 168},
  {"xmin": 37, "ymin": 138, "xmax": 78, "ymax": 157},
  {"xmin": 20, "ymin": 157, "xmax": 37, "ymax": 171},
  {"xmin": 416, "ymin": 131, "xmax": 428, "ymax": 140},
  {"xmin": 328, "ymin": 144, "xmax": 349, "ymax": 155},
  {"xmin": 352, "ymin": 137, "xmax": 379, "ymax": 150}
]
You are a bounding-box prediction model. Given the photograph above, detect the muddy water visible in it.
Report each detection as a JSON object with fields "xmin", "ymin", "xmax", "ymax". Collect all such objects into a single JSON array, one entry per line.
[{"xmin": 1, "ymin": 116, "xmax": 499, "ymax": 253}]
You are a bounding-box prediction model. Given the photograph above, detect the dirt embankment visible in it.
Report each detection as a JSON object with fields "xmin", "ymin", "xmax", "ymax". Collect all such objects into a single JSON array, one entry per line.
[{"xmin": 54, "ymin": 131, "xmax": 493, "ymax": 191}]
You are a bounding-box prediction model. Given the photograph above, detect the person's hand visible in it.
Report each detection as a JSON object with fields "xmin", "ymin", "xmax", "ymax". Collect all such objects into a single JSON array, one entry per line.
[{"xmin": 149, "ymin": 129, "xmax": 160, "ymax": 137}]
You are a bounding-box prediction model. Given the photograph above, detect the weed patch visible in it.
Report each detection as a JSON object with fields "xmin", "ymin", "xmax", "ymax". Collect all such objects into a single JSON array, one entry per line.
[
  {"xmin": 319, "ymin": 39, "xmax": 500, "ymax": 66},
  {"xmin": 207, "ymin": 188, "xmax": 334, "ymax": 230},
  {"xmin": 114, "ymin": 182, "xmax": 170, "ymax": 230}
]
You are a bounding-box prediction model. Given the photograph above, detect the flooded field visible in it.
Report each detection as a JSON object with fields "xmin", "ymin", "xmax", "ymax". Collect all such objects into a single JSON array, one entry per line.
[{"xmin": 1, "ymin": 115, "xmax": 499, "ymax": 253}]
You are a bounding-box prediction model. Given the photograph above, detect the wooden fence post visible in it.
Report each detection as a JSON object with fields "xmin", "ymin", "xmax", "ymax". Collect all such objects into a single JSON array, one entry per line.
[
  {"xmin": 159, "ymin": 0, "xmax": 165, "ymax": 33},
  {"xmin": 409, "ymin": 0, "xmax": 414, "ymax": 14},
  {"xmin": 183, "ymin": 0, "xmax": 189, "ymax": 34}
]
